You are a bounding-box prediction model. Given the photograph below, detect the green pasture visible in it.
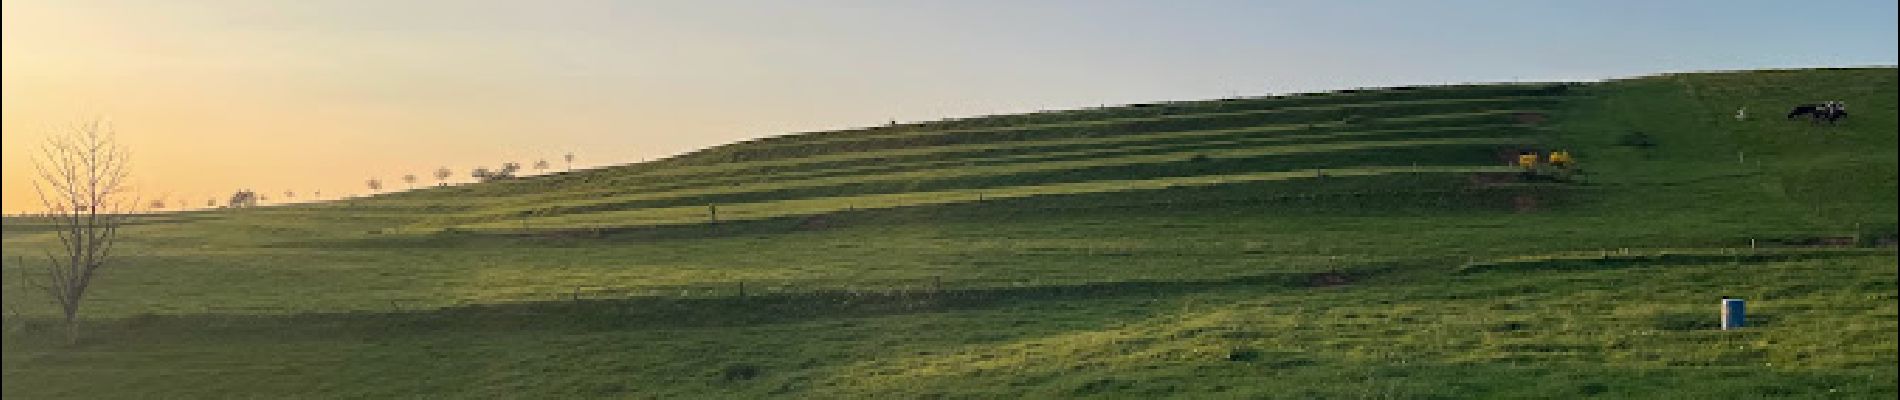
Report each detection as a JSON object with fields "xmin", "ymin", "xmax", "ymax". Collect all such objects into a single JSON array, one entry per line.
[{"xmin": 2, "ymin": 67, "xmax": 1894, "ymax": 398}]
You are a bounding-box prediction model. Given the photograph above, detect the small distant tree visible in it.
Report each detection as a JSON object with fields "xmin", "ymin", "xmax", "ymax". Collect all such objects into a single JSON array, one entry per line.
[
  {"xmin": 284, "ymin": 190, "xmax": 296, "ymax": 199},
  {"xmin": 235, "ymin": 190, "xmax": 259, "ymax": 207},
  {"xmin": 401, "ymin": 174, "xmax": 418, "ymax": 189},
  {"xmin": 28, "ymin": 118, "xmax": 135, "ymax": 344},
  {"xmin": 148, "ymin": 199, "xmax": 166, "ymax": 210},
  {"xmin": 472, "ymin": 163, "xmax": 521, "ymax": 182},
  {"xmin": 434, "ymin": 167, "xmax": 453, "ymax": 186},
  {"xmin": 205, "ymin": 198, "xmax": 217, "ymax": 208},
  {"xmin": 564, "ymin": 152, "xmax": 575, "ymax": 171},
  {"xmin": 533, "ymin": 159, "xmax": 550, "ymax": 173},
  {"xmin": 366, "ymin": 178, "xmax": 384, "ymax": 193}
]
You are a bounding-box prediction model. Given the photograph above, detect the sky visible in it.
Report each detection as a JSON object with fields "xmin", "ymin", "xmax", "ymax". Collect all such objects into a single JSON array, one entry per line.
[{"xmin": 3, "ymin": 0, "xmax": 1896, "ymax": 213}]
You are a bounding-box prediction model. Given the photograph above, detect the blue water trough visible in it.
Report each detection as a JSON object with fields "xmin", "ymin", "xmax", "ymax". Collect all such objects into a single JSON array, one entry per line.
[{"xmin": 1720, "ymin": 296, "xmax": 1745, "ymax": 330}]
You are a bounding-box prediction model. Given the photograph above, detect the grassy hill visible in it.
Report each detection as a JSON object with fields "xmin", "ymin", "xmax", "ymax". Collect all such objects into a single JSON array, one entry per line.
[{"xmin": 3, "ymin": 67, "xmax": 1895, "ymax": 398}]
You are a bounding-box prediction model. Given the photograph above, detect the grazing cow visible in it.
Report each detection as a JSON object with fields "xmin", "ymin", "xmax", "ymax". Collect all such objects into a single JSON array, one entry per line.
[
  {"xmin": 1824, "ymin": 101, "xmax": 1848, "ymax": 123},
  {"xmin": 1787, "ymin": 104, "xmax": 1825, "ymax": 120},
  {"xmin": 1787, "ymin": 102, "xmax": 1848, "ymax": 124}
]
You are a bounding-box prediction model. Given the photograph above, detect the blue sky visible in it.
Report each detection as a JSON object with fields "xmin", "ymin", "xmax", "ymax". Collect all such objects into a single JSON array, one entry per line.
[{"xmin": 3, "ymin": 0, "xmax": 1895, "ymax": 211}]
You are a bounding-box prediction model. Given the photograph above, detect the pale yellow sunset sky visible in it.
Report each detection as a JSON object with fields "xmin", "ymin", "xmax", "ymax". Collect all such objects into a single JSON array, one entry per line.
[{"xmin": 5, "ymin": 0, "xmax": 1895, "ymax": 213}]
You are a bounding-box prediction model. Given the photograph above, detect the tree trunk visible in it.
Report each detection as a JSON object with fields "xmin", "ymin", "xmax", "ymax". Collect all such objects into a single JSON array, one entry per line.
[{"xmin": 63, "ymin": 307, "xmax": 80, "ymax": 345}]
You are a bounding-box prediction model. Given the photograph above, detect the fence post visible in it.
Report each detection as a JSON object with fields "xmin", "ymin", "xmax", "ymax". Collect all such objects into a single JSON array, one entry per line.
[{"xmin": 738, "ymin": 281, "xmax": 747, "ymax": 298}]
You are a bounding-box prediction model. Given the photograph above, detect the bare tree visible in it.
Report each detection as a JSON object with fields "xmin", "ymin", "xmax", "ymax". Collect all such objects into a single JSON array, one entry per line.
[
  {"xmin": 564, "ymin": 152, "xmax": 575, "ymax": 171},
  {"xmin": 28, "ymin": 118, "xmax": 135, "ymax": 344},
  {"xmin": 533, "ymin": 159, "xmax": 550, "ymax": 173},
  {"xmin": 366, "ymin": 178, "xmax": 383, "ymax": 194},
  {"xmin": 401, "ymin": 174, "xmax": 418, "ymax": 189},
  {"xmin": 434, "ymin": 167, "xmax": 453, "ymax": 186}
]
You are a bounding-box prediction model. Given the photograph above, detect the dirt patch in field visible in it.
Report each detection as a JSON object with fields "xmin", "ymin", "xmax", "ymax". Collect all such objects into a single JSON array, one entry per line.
[
  {"xmin": 1466, "ymin": 172, "xmax": 1522, "ymax": 187},
  {"xmin": 1763, "ymin": 236, "xmax": 1860, "ymax": 248},
  {"xmin": 1306, "ymin": 272, "xmax": 1353, "ymax": 287},
  {"xmin": 528, "ymin": 228, "xmax": 605, "ymax": 239},
  {"xmin": 796, "ymin": 214, "xmax": 839, "ymax": 231},
  {"xmin": 1512, "ymin": 194, "xmax": 1540, "ymax": 213},
  {"xmin": 1492, "ymin": 146, "xmax": 1545, "ymax": 165}
]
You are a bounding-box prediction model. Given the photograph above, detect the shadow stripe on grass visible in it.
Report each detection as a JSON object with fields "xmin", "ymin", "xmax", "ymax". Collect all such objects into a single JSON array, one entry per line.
[
  {"xmin": 4, "ymin": 263, "xmax": 1417, "ymax": 339},
  {"xmin": 729, "ymin": 96, "xmax": 1563, "ymax": 154},
  {"xmin": 411, "ymin": 111, "xmax": 1540, "ymax": 214},
  {"xmin": 718, "ymin": 84, "xmax": 1564, "ymax": 152},
  {"xmin": 417, "ymin": 100, "xmax": 1558, "ymax": 206},
  {"xmin": 441, "ymin": 137, "xmax": 1527, "ymax": 227},
  {"xmin": 447, "ymin": 127, "xmax": 1534, "ymax": 221},
  {"xmin": 1454, "ymin": 248, "xmax": 1891, "ymax": 274},
  {"xmin": 462, "ymin": 142, "xmax": 1512, "ymax": 220},
  {"xmin": 464, "ymin": 113, "xmax": 1541, "ymax": 210},
  {"xmin": 453, "ymin": 164, "xmax": 1518, "ymax": 231}
]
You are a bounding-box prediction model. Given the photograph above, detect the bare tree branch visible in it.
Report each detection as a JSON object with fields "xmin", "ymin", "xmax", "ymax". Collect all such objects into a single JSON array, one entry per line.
[{"xmin": 28, "ymin": 117, "xmax": 134, "ymax": 345}]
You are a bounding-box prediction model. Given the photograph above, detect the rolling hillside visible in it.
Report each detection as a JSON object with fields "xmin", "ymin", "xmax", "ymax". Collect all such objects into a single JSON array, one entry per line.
[
  {"xmin": 3, "ymin": 67, "xmax": 1895, "ymax": 398},
  {"xmin": 320, "ymin": 84, "xmax": 1572, "ymax": 232}
]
